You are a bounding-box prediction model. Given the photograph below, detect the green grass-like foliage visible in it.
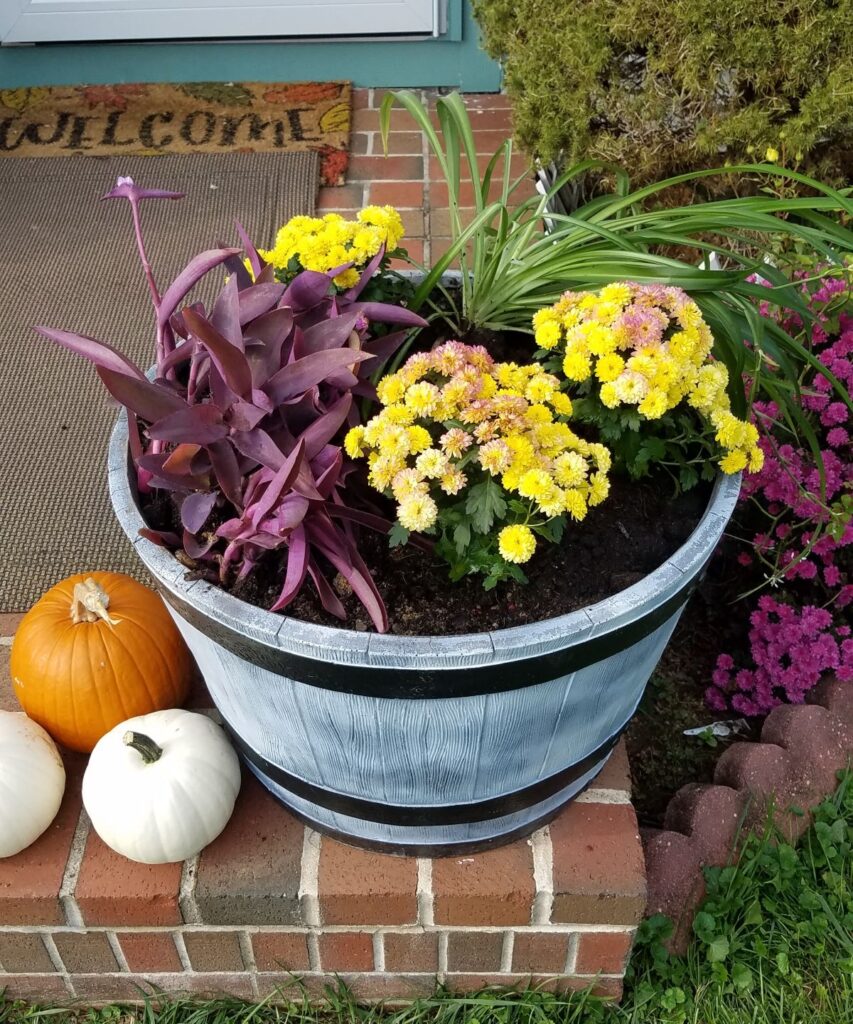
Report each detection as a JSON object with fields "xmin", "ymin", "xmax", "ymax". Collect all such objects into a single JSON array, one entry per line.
[
  {"xmin": 4, "ymin": 773, "xmax": 852, "ymax": 1024},
  {"xmin": 472, "ymin": 0, "xmax": 853, "ymax": 187},
  {"xmin": 379, "ymin": 89, "xmax": 853, "ymax": 481}
]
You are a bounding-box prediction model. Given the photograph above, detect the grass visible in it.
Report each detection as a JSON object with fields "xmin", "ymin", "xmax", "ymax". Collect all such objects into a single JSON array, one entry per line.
[{"xmin": 4, "ymin": 772, "xmax": 853, "ymax": 1024}]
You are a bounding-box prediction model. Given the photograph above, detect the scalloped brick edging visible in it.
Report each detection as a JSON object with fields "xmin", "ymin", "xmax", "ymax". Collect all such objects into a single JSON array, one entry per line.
[{"xmin": 642, "ymin": 676, "xmax": 853, "ymax": 953}]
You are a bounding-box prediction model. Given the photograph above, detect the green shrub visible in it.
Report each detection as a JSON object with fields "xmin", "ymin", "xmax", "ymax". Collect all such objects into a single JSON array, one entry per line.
[{"xmin": 473, "ymin": 0, "xmax": 853, "ymax": 187}]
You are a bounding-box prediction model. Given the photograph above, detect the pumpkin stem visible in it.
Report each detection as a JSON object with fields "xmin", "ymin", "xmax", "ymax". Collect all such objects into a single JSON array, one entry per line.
[
  {"xmin": 70, "ymin": 578, "xmax": 120, "ymax": 626},
  {"xmin": 123, "ymin": 731, "xmax": 163, "ymax": 764}
]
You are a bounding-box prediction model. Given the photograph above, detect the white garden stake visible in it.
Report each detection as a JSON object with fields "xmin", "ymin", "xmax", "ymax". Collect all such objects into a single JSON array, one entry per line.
[
  {"xmin": 0, "ymin": 711, "xmax": 66, "ymax": 858},
  {"xmin": 82, "ymin": 708, "xmax": 241, "ymax": 864}
]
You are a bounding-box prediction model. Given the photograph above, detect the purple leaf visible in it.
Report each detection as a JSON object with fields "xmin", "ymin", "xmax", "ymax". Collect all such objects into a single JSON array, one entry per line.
[
  {"xmin": 298, "ymin": 393, "xmax": 352, "ymax": 460},
  {"xmin": 351, "ymin": 301, "xmax": 428, "ymax": 327},
  {"xmin": 249, "ymin": 440, "xmax": 305, "ymax": 527},
  {"xmin": 235, "ymin": 219, "xmax": 265, "ymax": 281},
  {"xmin": 183, "ymin": 307, "xmax": 253, "ymax": 397},
  {"xmin": 239, "ymin": 283, "xmax": 287, "ymax": 324},
  {"xmin": 270, "ymin": 525, "xmax": 309, "ymax": 612},
  {"xmin": 306, "ymin": 558, "xmax": 347, "ymax": 620},
  {"xmin": 207, "ymin": 439, "xmax": 244, "ymax": 507},
  {"xmin": 222, "ymin": 252, "xmax": 254, "ymax": 290},
  {"xmin": 360, "ymin": 330, "xmax": 409, "ymax": 368},
  {"xmin": 183, "ymin": 528, "xmax": 219, "ymax": 559},
  {"xmin": 230, "ymin": 428, "xmax": 286, "ymax": 470},
  {"xmin": 97, "ymin": 367, "xmax": 188, "ymax": 422},
  {"xmin": 157, "ymin": 248, "xmax": 241, "ymax": 329},
  {"xmin": 148, "ymin": 404, "xmax": 228, "ymax": 444},
  {"xmin": 314, "ymin": 449, "xmax": 343, "ymax": 498},
  {"xmin": 301, "ymin": 311, "xmax": 361, "ymax": 354},
  {"xmin": 181, "ymin": 491, "xmax": 218, "ymax": 533},
  {"xmin": 35, "ymin": 327, "xmax": 145, "ymax": 378},
  {"xmin": 307, "ymin": 517, "xmax": 388, "ymax": 632},
  {"xmin": 102, "ymin": 176, "xmax": 185, "ymax": 203},
  {"xmin": 159, "ymin": 340, "xmax": 195, "ymax": 375},
  {"xmin": 227, "ymin": 401, "xmax": 267, "ymax": 432},
  {"xmin": 328, "ymin": 504, "xmax": 434, "ymax": 552},
  {"xmin": 265, "ymin": 349, "xmax": 371, "ymax": 405},
  {"xmin": 261, "ymin": 493, "xmax": 310, "ymax": 534},
  {"xmin": 283, "ymin": 270, "xmax": 333, "ymax": 309},
  {"xmin": 139, "ymin": 527, "xmax": 183, "ymax": 547},
  {"xmin": 163, "ymin": 443, "xmax": 204, "ymax": 476},
  {"xmin": 211, "ymin": 273, "xmax": 243, "ymax": 351},
  {"xmin": 344, "ymin": 245, "xmax": 385, "ymax": 301}
]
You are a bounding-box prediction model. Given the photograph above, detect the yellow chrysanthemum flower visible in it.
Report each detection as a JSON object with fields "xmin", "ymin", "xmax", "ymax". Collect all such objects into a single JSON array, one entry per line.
[
  {"xmin": 498, "ymin": 524, "xmax": 537, "ymax": 564},
  {"xmin": 397, "ymin": 493, "xmax": 438, "ymax": 532}
]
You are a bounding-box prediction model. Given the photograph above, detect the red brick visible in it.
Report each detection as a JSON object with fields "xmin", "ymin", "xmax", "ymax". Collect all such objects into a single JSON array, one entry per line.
[
  {"xmin": 462, "ymin": 93, "xmax": 513, "ymax": 111},
  {"xmin": 52, "ymin": 932, "xmax": 118, "ymax": 973},
  {"xmin": 194, "ymin": 771, "xmax": 303, "ymax": 925},
  {"xmin": 550, "ymin": 803, "xmax": 646, "ymax": 925},
  {"xmin": 317, "ymin": 183, "xmax": 366, "ymax": 211},
  {"xmin": 433, "ymin": 840, "xmax": 535, "ymax": 926},
  {"xmin": 342, "ymin": 974, "xmax": 436, "ymax": 1001},
  {"xmin": 382, "ymin": 931, "xmax": 439, "ymax": 973},
  {"xmin": 352, "ymin": 88, "xmax": 372, "ymax": 109},
  {"xmin": 429, "ymin": 178, "xmax": 536, "ymax": 208},
  {"xmin": 574, "ymin": 930, "xmax": 635, "ymax": 975},
  {"xmin": 445, "ymin": 931, "xmax": 504, "ymax": 973},
  {"xmin": 69, "ymin": 975, "xmax": 161, "ymax": 1003},
  {"xmin": 351, "ymin": 132, "xmax": 370, "ymax": 155},
  {"xmin": 384, "ymin": 132, "xmax": 423, "ymax": 155},
  {"xmin": 0, "ymin": 932, "xmax": 55, "ymax": 973},
  {"xmin": 117, "ymin": 931, "xmax": 183, "ymax": 974},
  {"xmin": 352, "ymin": 107, "xmax": 417, "ymax": 132},
  {"xmin": 182, "ymin": 930, "xmax": 245, "ymax": 972},
  {"xmin": 367, "ymin": 181, "xmax": 425, "ymax": 207},
  {"xmin": 512, "ymin": 932, "xmax": 571, "ymax": 974},
  {"xmin": 251, "ymin": 932, "xmax": 311, "ymax": 972},
  {"xmin": 0, "ymin": 613, "xmax": 24, "ymax": 636},
  {"xmin": 0, "ymin": 975, "xmax": 69, "ymax": 1001},
  {"xmin": 443, "ymin": 974, "xmax": 621, "ymax": 998},
  {"xmin": 391, "ymin": 238, "xmax": 424, "ymax": 267},
  {"xmin": 318, "ymin": 838, "xmax": 417, "ymax": 926},
  {"xmin": 0, "ymin": 752, "xmax": 84, "ymax": 926},
  {"xmin": 75, "ymin": 829, "xmax": 182, "ymax": 926},
  {"xmin": 399, "ymin": 209, "xmax": 425, "ymax": 238},
  {"xmin": 347, "ymin": 156, "xmax": 424, "ymax": 183},
  {"xmin": 428, "ymin": 153, "xmax": 532, "ymax": 183},
  {"xmin": 317, "ymin": 932, "xmax": 374, "ymax": 972},
  {"xmin": 593, "ymin": 740, "xmax": 632, "ymax": 792}
]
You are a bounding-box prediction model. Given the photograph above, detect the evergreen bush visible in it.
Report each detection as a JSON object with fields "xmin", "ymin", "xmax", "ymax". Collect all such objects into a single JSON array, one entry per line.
[{"xmin": 473, "ymin": 0, "xmax": 852, "ymax": 187}]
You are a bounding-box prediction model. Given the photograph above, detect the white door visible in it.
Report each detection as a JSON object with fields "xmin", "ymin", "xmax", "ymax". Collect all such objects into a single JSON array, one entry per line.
[{"xmin": 0, "ymin": 0, "xmax": 437, "ymax": 43}]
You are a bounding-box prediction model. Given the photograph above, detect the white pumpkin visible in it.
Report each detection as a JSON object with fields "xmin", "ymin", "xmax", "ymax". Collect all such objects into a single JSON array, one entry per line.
[
  {"xmin": 0, "ymin": 711, "xmax": 66, "ymax": 858},
  {"xmin": 82, "ymin": 708, "xmax": 241, "ymax": 864}
]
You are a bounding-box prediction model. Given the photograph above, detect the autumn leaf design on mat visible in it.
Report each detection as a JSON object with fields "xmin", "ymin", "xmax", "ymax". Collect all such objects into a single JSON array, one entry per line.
[{"xmin": 0, "ymin": 81, "xmax": 352, "ymax": 186}]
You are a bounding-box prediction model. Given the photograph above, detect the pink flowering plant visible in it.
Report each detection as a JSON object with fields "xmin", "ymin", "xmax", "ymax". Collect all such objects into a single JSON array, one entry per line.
[{"xmin": 708, "ymin": 262, "xmax": 853, "ymax": 715}]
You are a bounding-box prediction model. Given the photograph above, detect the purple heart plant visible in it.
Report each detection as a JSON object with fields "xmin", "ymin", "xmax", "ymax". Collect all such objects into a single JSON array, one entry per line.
[{"xmin": 36, "ymin": 178, "xmax": 428, "ymax": 632}]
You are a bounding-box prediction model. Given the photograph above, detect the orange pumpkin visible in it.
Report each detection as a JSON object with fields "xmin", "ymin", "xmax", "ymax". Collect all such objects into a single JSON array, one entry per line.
[{"xmin": 10, "ymin": 572, "xmax": 193, "ymax": 753}]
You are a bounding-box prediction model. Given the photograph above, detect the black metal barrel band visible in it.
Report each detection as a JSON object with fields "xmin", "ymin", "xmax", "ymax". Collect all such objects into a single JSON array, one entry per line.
[
  {"xmin": 224, "ymin": 720, "xmax": 624, "ymax": 827},
  {"xmin": 158, "ymin": 560, "xmax": 705, "ymax": 700}
]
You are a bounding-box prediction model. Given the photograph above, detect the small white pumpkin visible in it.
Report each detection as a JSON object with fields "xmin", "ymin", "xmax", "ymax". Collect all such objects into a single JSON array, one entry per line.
[
  {"xmin": 0, "ymin": 711, "xmax": 66, "ymax": 858},
  {"xmin": 82, "ymin": 708, "xmax": 241, "ymax": 864}
]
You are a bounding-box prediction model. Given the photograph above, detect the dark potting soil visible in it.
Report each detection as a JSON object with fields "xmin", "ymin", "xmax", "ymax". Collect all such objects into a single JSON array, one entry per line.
[{"xmin": 229, "ymin": 474, "xmax": 708, "ymax": 635}]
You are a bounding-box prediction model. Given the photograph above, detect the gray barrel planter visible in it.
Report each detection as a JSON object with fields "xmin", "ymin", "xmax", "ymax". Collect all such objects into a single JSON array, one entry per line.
[{"xmin": 108, "ymin": 415, "xmax": 739, "ymax": 855}]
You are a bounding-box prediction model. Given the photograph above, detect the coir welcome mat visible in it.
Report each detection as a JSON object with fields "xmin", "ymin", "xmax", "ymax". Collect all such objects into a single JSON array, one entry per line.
[{"xmin": 0, "ymin": 80, "xmax": 350, "ymax": 185}]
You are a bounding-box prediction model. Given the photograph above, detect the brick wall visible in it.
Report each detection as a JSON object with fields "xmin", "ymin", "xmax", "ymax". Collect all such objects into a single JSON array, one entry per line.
[{"xmin": 2, "ymin": 612, "xmax": 644, "ymax": 1005}]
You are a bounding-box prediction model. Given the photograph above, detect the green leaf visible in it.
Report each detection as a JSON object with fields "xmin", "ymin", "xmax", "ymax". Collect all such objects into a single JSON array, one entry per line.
[
  {"xmin": 453, "ymin": 521, "xmax": 471, "ymax": 556},
  {"xmin": 708, "ymin": 936, "xmax": 730, "ymax": 963},
  {"xmin": 731, "ymin": 963, "xmax": 753, "ymax": 991},
  {"xmin": 465, "ymin": 477, "xmax": 507, "ymax": 534},
  {"xmin": 743, "ymin": 900, "xmax": 764, "ymax": 926},
  {"xmin": 776, "ymin": 951, "xmax": 790, "ymax": 975},
  {"xmin": 388, "ymin": 524, "xmax": 410, "ymax": 548}
]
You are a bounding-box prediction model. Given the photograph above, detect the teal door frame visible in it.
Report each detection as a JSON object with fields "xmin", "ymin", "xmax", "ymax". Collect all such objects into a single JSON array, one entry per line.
[{"xmin": 0, "ymin": 1, "xmax": 501, "ymax": 91}]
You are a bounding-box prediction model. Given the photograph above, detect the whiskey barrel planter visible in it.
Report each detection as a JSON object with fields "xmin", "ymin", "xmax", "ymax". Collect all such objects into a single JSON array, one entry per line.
[{"xmin": 108, "ymin": 415, "xmax": 739, "ymax": 855}]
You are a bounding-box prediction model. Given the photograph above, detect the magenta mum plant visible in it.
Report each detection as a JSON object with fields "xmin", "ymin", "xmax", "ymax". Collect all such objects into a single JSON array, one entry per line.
[
  {"xmin": 36, "ymin": 178, "xmax": 427, "ymax": 632},
  {"xmin": 709, "ymin": 264, "xmax": 853, "ymax": 715}
]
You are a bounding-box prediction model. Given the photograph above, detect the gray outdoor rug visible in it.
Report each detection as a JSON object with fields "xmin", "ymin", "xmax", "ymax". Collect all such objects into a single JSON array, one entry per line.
[{"xmin": 0, "ymin": 151, "xmax": 319, "ymax": 611}]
